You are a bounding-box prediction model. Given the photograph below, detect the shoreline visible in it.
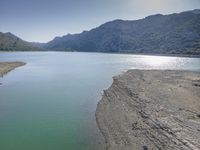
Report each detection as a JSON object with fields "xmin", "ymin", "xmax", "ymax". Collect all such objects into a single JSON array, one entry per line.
[
  {"xmin": 0, "ymin": 61, "xmax": 26, "ymax": 77},
  {"xmin": 96, "ymin": 70, "xmax": 200, "ymax": 150},
  {"xmin": 0, "ymin": 51, "xmax": 200, "ymax": 58}
]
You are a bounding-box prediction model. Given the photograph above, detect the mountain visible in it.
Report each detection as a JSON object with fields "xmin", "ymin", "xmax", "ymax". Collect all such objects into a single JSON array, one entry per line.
[
  {"xmin": 30, "ymin": 42, "xmax": 46, "ymax": 48},
  {"xmin": 45, "ymin": 9, "xmax": 200, "ymax": 55},
  {"xmin": 0, "ymin": 32, "xmax": 43, "ymax": 51}
]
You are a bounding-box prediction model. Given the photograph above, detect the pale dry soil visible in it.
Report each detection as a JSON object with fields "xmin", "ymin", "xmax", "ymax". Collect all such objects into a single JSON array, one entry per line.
[{"xmin": 96, "ymin": 70, "xmax": 200, "ymax": 150}]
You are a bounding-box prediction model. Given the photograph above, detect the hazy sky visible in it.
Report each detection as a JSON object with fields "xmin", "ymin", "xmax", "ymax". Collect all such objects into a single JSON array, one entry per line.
[{"xmin": 0, "ymin": 0, "xmax": 200, "ymax": 42}]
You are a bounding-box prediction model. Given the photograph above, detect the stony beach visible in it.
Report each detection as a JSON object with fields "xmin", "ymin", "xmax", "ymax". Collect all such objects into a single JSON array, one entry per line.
[{"xmin": 96, "ymin": 70, "xmax": 200, "ymax": 150}]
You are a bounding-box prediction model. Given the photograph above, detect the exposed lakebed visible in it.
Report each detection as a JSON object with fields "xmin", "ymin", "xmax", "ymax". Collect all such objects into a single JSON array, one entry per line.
[{"xmin": 0, "ymin": 52, "xmax": 200, "ymax": 150}]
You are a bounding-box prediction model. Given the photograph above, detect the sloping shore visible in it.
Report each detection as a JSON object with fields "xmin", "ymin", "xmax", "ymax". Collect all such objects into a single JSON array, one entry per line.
[
  {"xmin": 96, "ymin": 70, "xmax": 200, "ymax": 150},
  {"xmin": 0, "ymin": 61, "xmax": 26, "ymax": 77}
]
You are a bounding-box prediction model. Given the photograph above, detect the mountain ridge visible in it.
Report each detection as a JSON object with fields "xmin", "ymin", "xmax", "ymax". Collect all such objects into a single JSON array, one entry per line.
[
  {"xmin": 1, "ymin": 9, "xmax": 200, "ymax": 55},
  {"xmin": 45, "ymin": 9, "xmax": 200, "ymax": 55}
]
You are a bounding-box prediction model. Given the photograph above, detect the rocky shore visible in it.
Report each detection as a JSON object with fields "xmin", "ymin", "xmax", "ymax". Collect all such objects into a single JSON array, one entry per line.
[
  {"xmin": 0, "ymin": 61, "xmax": 26, "ymax": 77},
  {"xmin": 96, "ymin": 70, "xmax": 200, "ymax": 150}
]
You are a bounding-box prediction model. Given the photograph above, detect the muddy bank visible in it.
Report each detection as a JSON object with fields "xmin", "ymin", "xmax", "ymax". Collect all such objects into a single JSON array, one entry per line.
[
  {"xmin": 0, "ymin": 61, "xmax": 26, "ymax": 77},
  {"xmin": 96, "ymin": 70, "xmax": 200, "ymax": 150}
]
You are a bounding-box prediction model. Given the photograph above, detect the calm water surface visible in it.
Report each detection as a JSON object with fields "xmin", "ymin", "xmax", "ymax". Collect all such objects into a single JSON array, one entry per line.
[{"xmin": 0, "ymin": 52, "xmax": 200, "ymax": 150}]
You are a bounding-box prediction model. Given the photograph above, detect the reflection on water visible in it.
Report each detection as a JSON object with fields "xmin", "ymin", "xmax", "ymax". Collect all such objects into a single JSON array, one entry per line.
[
  {"xmin": 142, "ymin": 56, "xmax": 176, "ymax": 66},
  {"xmin": 0, "ymin": 52, "xmax": 199, "ymax": 150},
  {"xmin": 140, "ymin": 55, "xmax": 186, "ymax": 68}
]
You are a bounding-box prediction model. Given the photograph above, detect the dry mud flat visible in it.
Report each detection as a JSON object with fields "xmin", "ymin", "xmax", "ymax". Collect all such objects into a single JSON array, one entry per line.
[
  {"xmin": 96, "ymin": 70, "xmax": 200, "ymax": 150},
  {"xmin": 0, "ymin": 61, "xmax": 26, "ymax": 77}
]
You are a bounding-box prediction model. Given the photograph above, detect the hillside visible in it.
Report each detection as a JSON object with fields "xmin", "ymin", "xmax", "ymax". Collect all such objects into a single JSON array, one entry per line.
[
  {"xmin": 0, "ymin": 32, "xmax": 43, "ymax": 51},
  {"xmin": 45, "ymin": 9, "xmax": 200, "ymax": 55}
]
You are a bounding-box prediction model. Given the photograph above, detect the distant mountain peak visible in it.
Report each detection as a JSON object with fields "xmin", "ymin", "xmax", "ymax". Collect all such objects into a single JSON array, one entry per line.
[
  {"xmin": 145, "ymin": 14, "xmax": 163, "ymax": 19},
  {"xmin": 5, "ymin": 32, "xmax": 12, "ymax": 35},
  {"xmin": 0, "ymin": 32, "xmax": 44, "ymax": 51},
  {"xmin": 5, "ymin": 32, "xmax": 17, "ymax": 38}
]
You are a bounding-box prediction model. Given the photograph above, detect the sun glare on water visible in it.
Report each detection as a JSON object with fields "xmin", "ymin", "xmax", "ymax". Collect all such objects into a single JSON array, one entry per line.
[
  {"xmin": 141, "ymin": 55, "xmax": 179, "ymax": 67},
  {"xmin": 144, "ymin": 56, "xmax": 171, "ymax": 66}
]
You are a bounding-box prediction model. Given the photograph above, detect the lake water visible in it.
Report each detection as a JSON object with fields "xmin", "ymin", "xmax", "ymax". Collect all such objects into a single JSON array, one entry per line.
[{"xmin": 0, "ymin": 52, "xmax": 200, "ymax": 150}]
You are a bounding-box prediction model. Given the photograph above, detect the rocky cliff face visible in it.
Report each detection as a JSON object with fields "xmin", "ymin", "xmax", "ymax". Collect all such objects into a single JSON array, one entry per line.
[
  {"xmin": 96, "ymin": 70, "xmax": 200, "ymax": 150},
  {"xmin": 46, "ymin": 10, "xmax": 200, "ymax": 55}
]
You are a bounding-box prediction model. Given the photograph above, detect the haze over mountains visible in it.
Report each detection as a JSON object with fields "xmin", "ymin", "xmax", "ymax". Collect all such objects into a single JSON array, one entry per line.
[{"xmin": 1, "ymin": 9, "xmax": 200, "ymax": 55}]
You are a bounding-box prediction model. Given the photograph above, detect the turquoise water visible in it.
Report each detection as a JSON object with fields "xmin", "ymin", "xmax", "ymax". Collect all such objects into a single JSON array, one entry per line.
[{"xmin": 0, "ymin": 52, "xmax": 200, "ymax": 150}]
